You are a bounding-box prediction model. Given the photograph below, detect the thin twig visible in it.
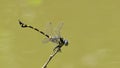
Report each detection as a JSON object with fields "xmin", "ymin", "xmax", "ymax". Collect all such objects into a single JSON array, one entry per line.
[{"xmin": 42, "ymin": 48, "xmax": 60, "ymax": 68}]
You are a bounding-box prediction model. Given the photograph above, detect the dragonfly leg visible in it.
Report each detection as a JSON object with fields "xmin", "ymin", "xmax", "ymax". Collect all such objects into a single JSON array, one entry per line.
[{"xmin": 53, "ymin": 45, "xmax": 62, "ymax": 52}]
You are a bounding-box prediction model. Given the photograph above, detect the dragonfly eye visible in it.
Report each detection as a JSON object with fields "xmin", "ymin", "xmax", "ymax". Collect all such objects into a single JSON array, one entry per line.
[{"xmin": 64, "ymin": 40, "xmax": 68, "ymax": 46}]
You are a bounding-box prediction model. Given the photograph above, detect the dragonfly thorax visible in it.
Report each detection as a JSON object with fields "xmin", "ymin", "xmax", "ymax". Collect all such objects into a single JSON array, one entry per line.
[
  {"xmin": 59, "ymin": 37, "xmax": 68, "ymax": 46},
  {"xmin": 49, "ymin": 36, "xmax": 60, "ymax": 44},
  {"xmin": 50, "ymin": 36, "xmax": 68, "ymax": 46}
]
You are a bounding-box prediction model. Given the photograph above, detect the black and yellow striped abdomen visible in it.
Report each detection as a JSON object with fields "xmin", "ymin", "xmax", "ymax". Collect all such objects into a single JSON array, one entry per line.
[{"xmin": 19, "ymin": 20, "xmax": 50, "ymax": 38}]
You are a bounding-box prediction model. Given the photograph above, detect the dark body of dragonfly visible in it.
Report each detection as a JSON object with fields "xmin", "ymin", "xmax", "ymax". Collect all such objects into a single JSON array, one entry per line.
[{"xmin": 18, "ymin": 20, "xmax": 68, "ymax": 51}]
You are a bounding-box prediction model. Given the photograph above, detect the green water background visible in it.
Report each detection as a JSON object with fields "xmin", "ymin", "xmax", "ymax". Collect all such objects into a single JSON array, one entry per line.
[{"xmin": 0, "ymin": 0, "xmax": 120, "ymax": 68}]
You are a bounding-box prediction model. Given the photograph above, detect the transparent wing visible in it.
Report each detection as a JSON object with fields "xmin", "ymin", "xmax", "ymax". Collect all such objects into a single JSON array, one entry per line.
[
  {"xmin": 42, "ymin": 38, "xmax": 50, "ymax": 44},
  {"xmin": 41, "ymin": 22, "xmax": 53, "ymax": 43},
  {"xmin": 54, "ymin": 22, "xmax": 64, "ymax": 37},
  {"xmin": 44, "ymin": 22, "xmax": 54, "ymax": 36},
  {"xmin": 41, "ymin": 22, "xmax": 64, "ymax": 44}
]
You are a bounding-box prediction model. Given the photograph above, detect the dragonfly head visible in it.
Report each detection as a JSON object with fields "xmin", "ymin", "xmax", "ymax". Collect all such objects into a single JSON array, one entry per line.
[{"xmin": 64, "ymin": 39, "xmax": 68, "ymax": 46}]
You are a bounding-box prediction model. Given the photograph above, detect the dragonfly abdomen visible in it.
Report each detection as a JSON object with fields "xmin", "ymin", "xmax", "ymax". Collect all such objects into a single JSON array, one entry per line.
[{"xmin": 19, "ymin": 20, "xmax": 50, "ymax": 38}]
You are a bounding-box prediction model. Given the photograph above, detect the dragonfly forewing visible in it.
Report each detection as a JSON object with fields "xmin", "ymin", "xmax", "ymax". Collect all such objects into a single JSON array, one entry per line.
[
  {"xmin": 54, "ymin": 22, "xmax": 64, "ymax": 38},
  {"xmin": 44, "ymin": 22, "xmax": 54, "ymax": 37},
  {"xmin": 42, "ymin": 22, "xmax": 64, "ymax": 44}
]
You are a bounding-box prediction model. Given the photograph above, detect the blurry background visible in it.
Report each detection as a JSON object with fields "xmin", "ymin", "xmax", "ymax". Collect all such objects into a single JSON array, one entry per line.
[{"xmin": 0, "ymin": 0, "xmax": 120, "ymax": 68}]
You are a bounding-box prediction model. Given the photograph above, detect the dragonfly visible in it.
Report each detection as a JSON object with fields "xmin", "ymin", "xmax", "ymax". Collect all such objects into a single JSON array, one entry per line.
[{"xmin": 18, "ymin": 20, "xmax": 68, "ymax": 52}]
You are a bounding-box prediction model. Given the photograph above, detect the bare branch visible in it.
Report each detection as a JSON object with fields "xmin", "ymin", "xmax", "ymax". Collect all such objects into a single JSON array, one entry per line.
[{"xmin": 42, "ymin": 48, "xmax": 60, "ymax": 68}]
